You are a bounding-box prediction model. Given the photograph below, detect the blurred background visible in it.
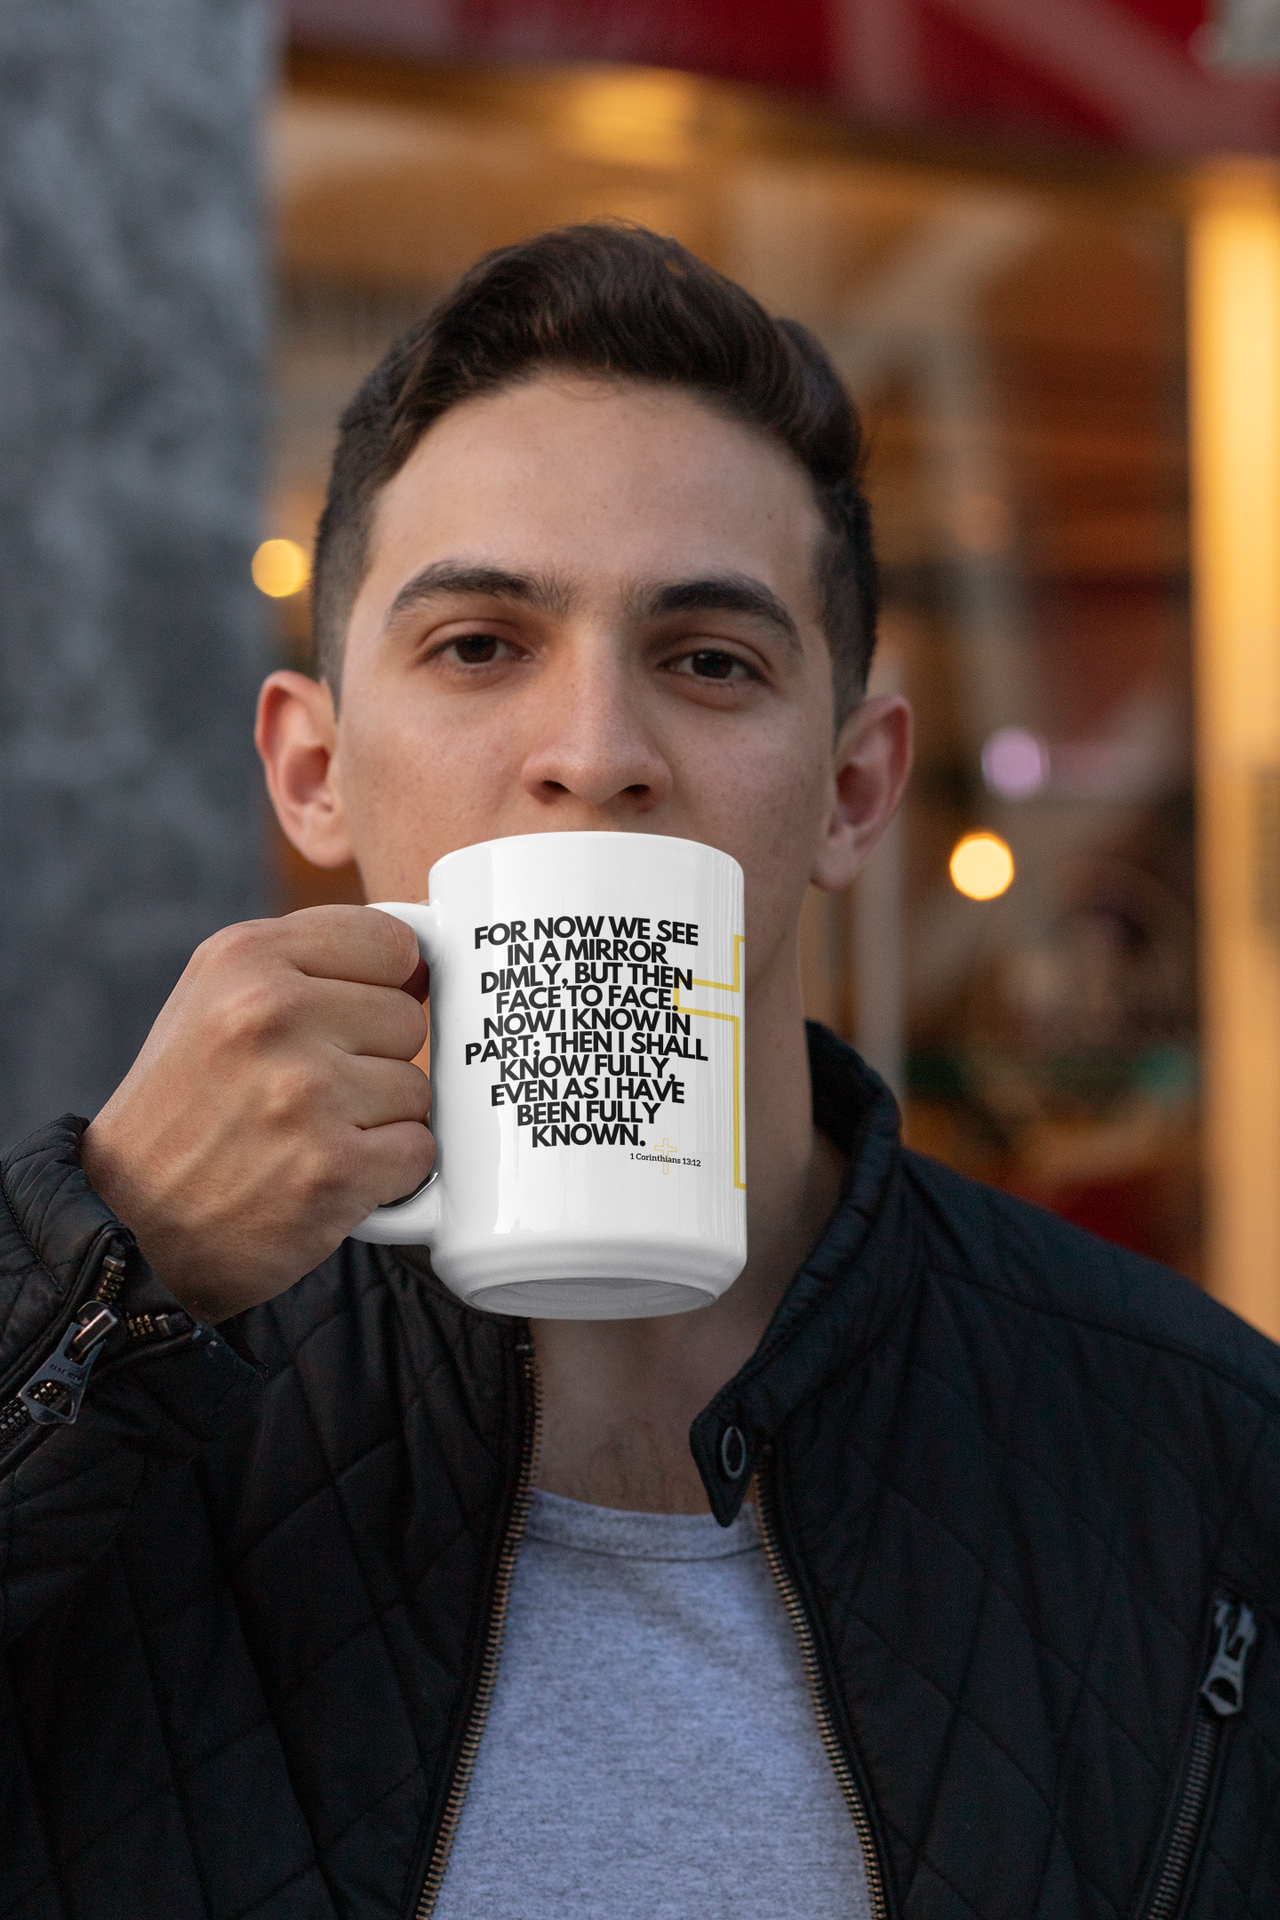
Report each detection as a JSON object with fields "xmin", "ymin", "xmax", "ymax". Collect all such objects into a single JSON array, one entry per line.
[{"xmin": 4, "ymin": 0, "xmax": 1280, "ymax": 1330}]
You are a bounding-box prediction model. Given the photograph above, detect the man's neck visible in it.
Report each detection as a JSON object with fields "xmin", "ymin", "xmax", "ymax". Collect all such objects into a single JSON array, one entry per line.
[{"xmin": 532, "ymin": 958, "xmax": 846, "ymax": 1513}]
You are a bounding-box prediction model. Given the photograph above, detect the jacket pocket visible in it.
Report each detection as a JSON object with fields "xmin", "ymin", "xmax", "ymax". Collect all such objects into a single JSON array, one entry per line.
[{"xmin": 1135, "ymin": 1591, "xmax": 1258, "ymax": 1920}]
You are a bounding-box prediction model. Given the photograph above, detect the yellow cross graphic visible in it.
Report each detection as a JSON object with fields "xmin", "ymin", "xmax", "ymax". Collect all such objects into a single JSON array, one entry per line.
[
  {"xmin": 674, "ymin": 933, "xmax": 746, "ymax": 1191},
  {"xmin": 653, "ymin": 1135, "xmax": 678, "ymax": 1175}
]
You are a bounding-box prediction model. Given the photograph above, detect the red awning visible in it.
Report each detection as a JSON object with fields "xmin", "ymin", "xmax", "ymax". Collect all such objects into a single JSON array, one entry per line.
[{"xmin": 284, "ymin": 0, "xmax": 1280, "ymax": 155}]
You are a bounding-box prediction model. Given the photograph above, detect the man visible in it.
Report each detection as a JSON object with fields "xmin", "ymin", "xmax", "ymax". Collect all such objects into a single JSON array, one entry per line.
[{"xmin": 2, "ymin": 224, "xmax": 1278, "ymax": 1920}]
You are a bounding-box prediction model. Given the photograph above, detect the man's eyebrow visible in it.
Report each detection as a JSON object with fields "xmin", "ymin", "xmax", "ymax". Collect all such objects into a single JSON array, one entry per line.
[
  {"xmin": 383, "ymin": 562, "xmax": 802, "ymax": 654},
  {"xmin": 384, "ymin": 562, "xmax": 575, "ymax": 627},
  {"xmin": 638, "ymin": 576, "xmax": 802, "ymax": 654}
]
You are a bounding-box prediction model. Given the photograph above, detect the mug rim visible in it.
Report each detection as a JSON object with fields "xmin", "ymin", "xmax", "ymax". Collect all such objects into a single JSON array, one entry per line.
[{"xmin": 426, "ymin": 829, "xmax": 743, "ymax": 890}]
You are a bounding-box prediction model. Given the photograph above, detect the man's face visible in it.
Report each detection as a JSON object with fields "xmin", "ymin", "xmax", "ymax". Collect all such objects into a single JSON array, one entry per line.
[{"xmin": 321, "ymin": 374, "xmax": 851, "ymax": 996}]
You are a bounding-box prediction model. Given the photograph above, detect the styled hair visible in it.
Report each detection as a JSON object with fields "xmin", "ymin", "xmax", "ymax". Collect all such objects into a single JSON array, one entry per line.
[{"xmin": 312, "ymin": 223, "xmax": 878, "ymax": 719}]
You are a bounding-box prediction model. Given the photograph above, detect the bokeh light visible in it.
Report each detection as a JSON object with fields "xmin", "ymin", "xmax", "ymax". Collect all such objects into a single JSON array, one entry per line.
[
  {"xmin": 949, "ymin": 831, "xmax": 1015, "ymax": 900},
  {"xmin": 981, "ymin": 726, "xmax": 1049, "ymax": 800},
  {"xmin": 251, "ymin": 537, "xmax": 311, "ymax": 598}
]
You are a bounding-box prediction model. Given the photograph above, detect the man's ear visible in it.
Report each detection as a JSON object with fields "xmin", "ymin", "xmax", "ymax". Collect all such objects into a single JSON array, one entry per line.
[
  {"xmin": 255, "ymin": 670, "xmax": 356, "ymax": 871},
  {"xmin": 811, "ymin": 693, "xmax": 913, "ymax": 893}
]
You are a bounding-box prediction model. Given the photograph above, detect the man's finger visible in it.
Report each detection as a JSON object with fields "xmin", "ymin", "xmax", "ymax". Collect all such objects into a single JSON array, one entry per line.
[
  {"xmin": 351, "ymin": 1117, "xmax": 437, "ymax": 1212},
  {"xmin": 305, "ymin": 978, "xmax": 428, "ymax": 1061},
  {"xmin": 338, "ymin": 1056, "xmax": 432, "ymax": 1129},
  {"xmin": 278, "ymin": 904, "xmax": 424, "ymax": 987}
]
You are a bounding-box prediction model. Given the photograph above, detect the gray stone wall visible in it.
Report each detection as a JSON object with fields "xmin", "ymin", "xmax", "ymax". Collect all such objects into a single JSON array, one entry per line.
[{"xmin": 0, "ymin": 0, "xmax": 271, "ymax": 1144}]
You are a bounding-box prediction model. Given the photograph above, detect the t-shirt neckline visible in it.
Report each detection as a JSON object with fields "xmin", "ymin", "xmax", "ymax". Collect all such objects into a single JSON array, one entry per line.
[{"xmin": 524, "ymin": 1486, "xmax": 760, "ymax": 1561}]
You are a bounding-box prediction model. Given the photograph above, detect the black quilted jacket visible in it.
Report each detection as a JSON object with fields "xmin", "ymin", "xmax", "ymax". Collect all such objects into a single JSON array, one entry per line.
[{"xmin": 3, "ymin": 1025, "xmax": 1280, "ymax": 1920}]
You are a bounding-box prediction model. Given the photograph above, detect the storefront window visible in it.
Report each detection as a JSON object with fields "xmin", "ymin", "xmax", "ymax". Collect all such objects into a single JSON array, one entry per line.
[{"xmin": 267, "ymin": 52, "xmax": 1195, "ymax": 1272}]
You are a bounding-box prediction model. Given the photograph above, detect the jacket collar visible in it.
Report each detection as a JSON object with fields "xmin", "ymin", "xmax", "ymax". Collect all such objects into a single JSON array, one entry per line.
[
  {"xmin": 394, "ymin": 1023, "xmax": 911, "ymax": 1524},
  {"xmin": 691, "ymin": 1023, "xmax": 911, "ymax": 1524}
]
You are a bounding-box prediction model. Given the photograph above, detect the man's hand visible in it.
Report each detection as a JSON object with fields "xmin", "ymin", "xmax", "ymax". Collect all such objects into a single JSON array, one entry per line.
[{"xmin": 80, "ymin": 907, "xmax": 432, "ymax": 1322}]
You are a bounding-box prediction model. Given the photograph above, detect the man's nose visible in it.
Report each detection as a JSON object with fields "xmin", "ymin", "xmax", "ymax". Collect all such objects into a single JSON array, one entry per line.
[{"xmin": 519, "ymin": 650, "xmax": 672, "ymax": 814}]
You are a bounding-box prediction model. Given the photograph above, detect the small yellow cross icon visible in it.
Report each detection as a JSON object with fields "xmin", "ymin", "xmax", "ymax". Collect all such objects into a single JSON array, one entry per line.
[
  {"xmin": 673, "ymin": 933, "xmax": 746, "ymax": 1191},
  {"xmin": 653, "ymin": 1136, "xmax": 678, "ymax": 1174}
]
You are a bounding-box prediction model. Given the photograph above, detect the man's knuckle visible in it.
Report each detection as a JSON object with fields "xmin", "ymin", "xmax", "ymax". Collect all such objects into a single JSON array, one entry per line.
[
  {"xmin": 295, "ymin": 1141, "xmax": 346, "ymax": 1207},
  {"xmin": 260, "ymin": 1057, "xmax": 325, "ymax": 1125},
  {"xmin": 221, "ymin": 980, "xmax": 291, "ymax": 1048},
  {"xmin": 201, "ymin": 919, "xmax": 273, "ymax": 969}
]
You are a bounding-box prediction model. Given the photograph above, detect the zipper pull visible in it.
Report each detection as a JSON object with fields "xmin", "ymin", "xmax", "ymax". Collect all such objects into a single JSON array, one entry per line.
[
  {"xmin": 18, "ymin": 1302, "xmax": 120, "ymax": 1427},
  {"xmin": 1201, "ymin": 1595, "xmax": 1258, "ymax": 1718}
]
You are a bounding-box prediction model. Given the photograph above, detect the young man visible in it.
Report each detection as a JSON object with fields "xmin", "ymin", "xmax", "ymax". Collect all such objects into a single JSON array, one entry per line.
[{"xmin": 2, "ymin": 225, "xmax": 1278, "ymax": 1920}]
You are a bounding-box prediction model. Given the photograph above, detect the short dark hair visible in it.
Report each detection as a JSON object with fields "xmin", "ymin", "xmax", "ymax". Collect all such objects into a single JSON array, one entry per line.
[{"xmin": 312, "ymin": 223, "xmax": 878, "ymax": 719}]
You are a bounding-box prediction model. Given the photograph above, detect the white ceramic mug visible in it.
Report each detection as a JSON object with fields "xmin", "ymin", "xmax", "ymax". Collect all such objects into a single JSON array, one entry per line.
[{"xmin": 352, "ymin": 831, "xmax": 746, "ymax": 1320}]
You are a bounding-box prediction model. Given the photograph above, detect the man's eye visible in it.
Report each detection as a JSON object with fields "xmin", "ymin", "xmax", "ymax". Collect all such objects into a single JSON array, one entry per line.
[
  {"xmin": 672, "ymin": 649, "xmax": 752, "ymax": 682},
  {"xmin": 446, "ymin": 635, "xmax": 505, "ymax": 665}
]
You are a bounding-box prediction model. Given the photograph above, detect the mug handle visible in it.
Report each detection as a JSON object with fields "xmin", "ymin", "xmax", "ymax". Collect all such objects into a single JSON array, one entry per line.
[{"xmin": 349, "ymin": 901, "xmax": 446, "ymax": 1246}]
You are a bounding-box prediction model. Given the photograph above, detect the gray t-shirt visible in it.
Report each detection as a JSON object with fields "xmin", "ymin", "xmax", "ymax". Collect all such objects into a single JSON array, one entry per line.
[{"xmin": 433, "ymin": 1487, "xmax": 871, "ymax": 1919}]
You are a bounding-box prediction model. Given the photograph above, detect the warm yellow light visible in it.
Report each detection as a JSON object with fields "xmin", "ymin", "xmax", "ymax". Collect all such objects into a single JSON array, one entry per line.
[
  {"xmin": 949, "ymin": 831, "xmax": 1014, "ymax": 901},
  {"xmin": 559, "ymin": 71, "xmax": 706, "ymax": 167},
  {"xmin": 252, "ymin": 537, "xmax": 311, "ymax": 597},
  {"xmin": 1191, "ymin": 160, "xmax": 1280, "ymax": 1336}
]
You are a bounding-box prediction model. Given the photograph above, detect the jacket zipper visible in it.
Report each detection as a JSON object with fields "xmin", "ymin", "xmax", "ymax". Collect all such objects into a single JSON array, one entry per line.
[
  {"xmin": 412, "ymin": 1329, "xmax": 541, "ymax": 1920},
  {"xmin": 755, "ymin": 1464, "xmax": 890, "ymax": 1920},
  {"xmin": 1140, "ymin": 1591, "xmax": 1257, "ymax": 1920},
  {"xmin": 0, "ymin": 1241, "xmax": 194, "ymax": 1453}
]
